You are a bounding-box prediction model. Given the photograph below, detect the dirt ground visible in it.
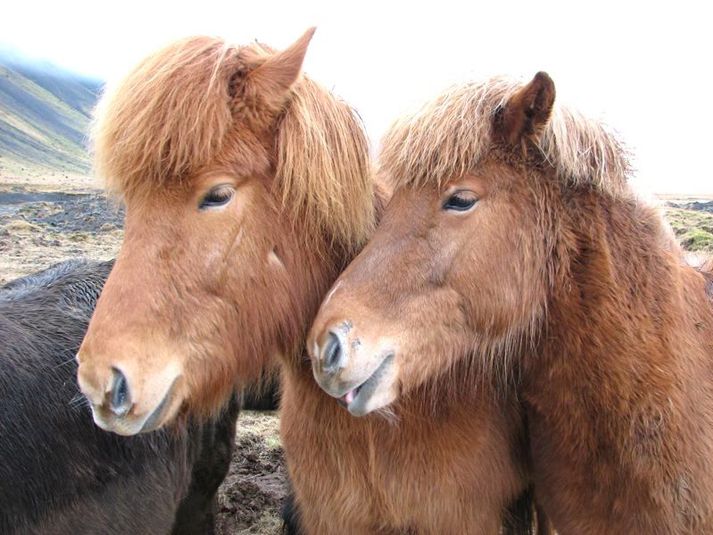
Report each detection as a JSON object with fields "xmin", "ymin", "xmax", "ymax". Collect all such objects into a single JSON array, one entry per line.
[
  {"xmin": 216, "ymin": 412, "xmax": 287, "ymax": 534},
  {"xmin": 1, "ymin": 173, "xmax": 711, "ymax": 534}
]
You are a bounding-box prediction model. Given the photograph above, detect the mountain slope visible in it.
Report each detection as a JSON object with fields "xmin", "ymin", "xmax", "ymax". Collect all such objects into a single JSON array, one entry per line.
[{"xmin": 0, "ymin": 52, "xmax": 102, "ymax": 176}]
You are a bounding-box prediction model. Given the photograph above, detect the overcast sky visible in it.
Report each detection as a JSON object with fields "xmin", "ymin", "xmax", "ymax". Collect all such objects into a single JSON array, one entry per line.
[{"xmin": 3, "ymin": 0, "xmax": 711, "ymax": 194}]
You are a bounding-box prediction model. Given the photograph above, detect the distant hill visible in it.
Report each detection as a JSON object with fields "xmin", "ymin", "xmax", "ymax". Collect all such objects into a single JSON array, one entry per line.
[{"xmin": 0, "ymin": 49, "xmax": 102, "ymax": 176}]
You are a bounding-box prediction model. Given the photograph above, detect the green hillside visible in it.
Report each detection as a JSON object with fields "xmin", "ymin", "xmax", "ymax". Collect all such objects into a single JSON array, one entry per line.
[{"xmin": 0, "ymin": 53, "xmax": 102, "ymax": 176}]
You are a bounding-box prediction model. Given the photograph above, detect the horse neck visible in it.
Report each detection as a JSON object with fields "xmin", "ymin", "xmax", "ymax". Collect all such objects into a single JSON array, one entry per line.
[
  {"xmin": 528, "ymin": 186, "xmax": 713, "ymax": 408},
  {"xmin": 516, "ymin": 188, "xmax": 713, "ymax": 535}
]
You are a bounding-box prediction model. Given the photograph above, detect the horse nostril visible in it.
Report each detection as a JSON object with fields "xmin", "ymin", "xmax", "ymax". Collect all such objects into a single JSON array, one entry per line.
[
  {"xmin": 109, "ymin": 368, "xmax": 132, "ymax": 417},
  {"xmin": 322, "ymin": 332, "xmax": 343, "ymax": 373}
]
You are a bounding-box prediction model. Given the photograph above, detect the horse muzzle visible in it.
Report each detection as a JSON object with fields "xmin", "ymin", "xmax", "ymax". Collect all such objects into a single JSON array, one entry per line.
[
  {"xmin": 77, "ymin": 358, "xmax": 184, "ymax": 435},
  {"xmin": 310, "ymin": 322, "xmax": 399, "ymax": 416}
]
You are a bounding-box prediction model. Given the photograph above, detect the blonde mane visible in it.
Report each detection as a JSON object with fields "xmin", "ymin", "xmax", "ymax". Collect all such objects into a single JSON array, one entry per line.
[
  {"xmin": 379, "ymin": 76, "xmax": 631, "ymax": 194},
  {"xmin": 92, "ymin": 36, "xmax": 374, "ymax": 253}
]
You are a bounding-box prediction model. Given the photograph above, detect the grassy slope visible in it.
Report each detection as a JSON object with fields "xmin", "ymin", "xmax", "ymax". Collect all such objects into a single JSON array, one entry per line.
[{"xmin": 0, "ymin": 56, "xmax": 101, "ymax": 176}]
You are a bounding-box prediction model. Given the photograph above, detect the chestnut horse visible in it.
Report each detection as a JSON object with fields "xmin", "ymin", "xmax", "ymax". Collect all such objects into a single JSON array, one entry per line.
[
  {"xmin": 74, "ymin": 31, "xmax": 539, "ymax": 533},
  {"xmin": 309, "ymin": 72, "xmax": 713, "ymax": 533},
  {"xmin": 76, "ymin": 29, "xmax": 375, "ymax": 435}
]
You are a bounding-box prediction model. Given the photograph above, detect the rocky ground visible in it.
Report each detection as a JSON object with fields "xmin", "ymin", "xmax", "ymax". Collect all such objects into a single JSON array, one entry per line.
[
  {"xmin": 1, "ymin": 175, "xmax": 711, "ymax": 534},
  {"xmin": 0, "ymin": 189, "xmax": 123, "ymax": 283}
]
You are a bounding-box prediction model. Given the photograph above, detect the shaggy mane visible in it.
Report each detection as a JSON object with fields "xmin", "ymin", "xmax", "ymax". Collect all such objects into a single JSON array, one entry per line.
[
  {"xmin": 379, "ymin": 76, "xmax": 631, "ymax": 194},
  {"xmin": 92, "ymin": 36, "xmax": 374, "ymax": 253}
]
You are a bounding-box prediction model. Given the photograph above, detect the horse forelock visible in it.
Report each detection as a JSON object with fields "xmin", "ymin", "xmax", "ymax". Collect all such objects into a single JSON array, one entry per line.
[
  {"xmin": 92, "ymin": 35, "xmax": 375, "ymax": 255},
  {"xmin": 92, "ymin": 37, "xmax": 242, "ymax": 197},
  {"xmin": 379, "ymin": 76, "xmax": 631, "ymax": 196}
]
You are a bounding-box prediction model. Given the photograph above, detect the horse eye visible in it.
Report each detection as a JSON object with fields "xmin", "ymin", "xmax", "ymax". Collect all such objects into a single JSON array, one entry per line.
[
  {"xmin": 199, "ymin": 185, "xmax": 235, "ymax": 210},
  {"xmin": 443, "ymin": 192, "xmax": 478, "ymax": 212}
]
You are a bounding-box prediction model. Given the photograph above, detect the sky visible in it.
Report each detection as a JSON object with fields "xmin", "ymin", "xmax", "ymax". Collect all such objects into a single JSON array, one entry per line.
[{"xmin": 3, "ymin": 0, "xmax": 711, "ymax": 194}]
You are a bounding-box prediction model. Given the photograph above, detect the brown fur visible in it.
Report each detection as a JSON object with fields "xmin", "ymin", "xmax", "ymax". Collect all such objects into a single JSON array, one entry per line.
[
  {"xmin": 77, "ymin": 32, "xmax": 539, "ymax": 533},
  {"xmin": 78, "ymin": 29, "xmax": 375, "ymax": 430},
  {"xmin": 281, "ymin": 368, "xmax": 528, "ymax": 534},
  {"xmin": 312, "ymin": 72, "xmax": 713, "ymax": 533},
  {"xmin": 92, "ymin": 32, "xmax": 373, "ymax": 255}
]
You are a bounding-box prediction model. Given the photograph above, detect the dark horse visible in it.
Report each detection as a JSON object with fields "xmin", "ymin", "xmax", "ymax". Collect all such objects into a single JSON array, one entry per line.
[{"xmin": 0, "ymin": 259, "xmax": 274, "ymax": 534}]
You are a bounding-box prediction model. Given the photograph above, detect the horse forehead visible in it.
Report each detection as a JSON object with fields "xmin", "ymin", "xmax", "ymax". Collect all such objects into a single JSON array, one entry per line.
[
  {"xmin": 376, "ymin": 191, "xmax": 430, "ymax": 233},
  {"xmin": 392, "ymin": 183, "xmax": 439, "ymax": 206},
  {"xmin": 119, "ymin": 128, "xmax": 271, "ymax": 204}
]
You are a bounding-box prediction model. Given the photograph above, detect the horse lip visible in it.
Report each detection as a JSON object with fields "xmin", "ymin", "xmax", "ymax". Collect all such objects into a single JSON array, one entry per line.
[
  {"xmin": 138, "ymin": 377, "xmax": 180, "ymax": 433},
  {"xmin": 339, "ymin": 352, "xmax": 395, "ymax": 416},
  {"xmin": 89, "ymin": 375, "xmax": 181, "ymax": 435}
]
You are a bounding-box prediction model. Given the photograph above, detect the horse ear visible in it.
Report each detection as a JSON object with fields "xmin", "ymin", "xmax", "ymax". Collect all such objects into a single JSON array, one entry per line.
[
  {"xmin": 495, "ymin": 72, "xmax": 555, "ymax": 146},
  {"xmin": 248, "ymin": 27, "xmax": 316, "ymax": 110}
]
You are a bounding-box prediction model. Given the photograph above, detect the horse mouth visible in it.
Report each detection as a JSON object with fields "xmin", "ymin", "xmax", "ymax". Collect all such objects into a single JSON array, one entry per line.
[
  {"xmin": 337, "ymin": 353, "xmax": 395, "ymax": 416},
  {"xmin": 138, "ymin": 378, "xmax": 181, "ymax": 433},
  {"xmin": 90, "ymin": 376, "xmax": 181, "ymax": 436}
]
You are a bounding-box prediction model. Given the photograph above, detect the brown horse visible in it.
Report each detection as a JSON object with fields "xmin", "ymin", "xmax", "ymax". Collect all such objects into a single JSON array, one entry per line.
[
  {"xmin": 308, "ymin": 71, "xmax": 713, "ymax": 533},
  {"xmin": 75, "ymin": 31, "xmax": 539, "ymax": 533},
  {"xmin": 76, "ymin": 29, "xmax": 375, "ymax": 436}
]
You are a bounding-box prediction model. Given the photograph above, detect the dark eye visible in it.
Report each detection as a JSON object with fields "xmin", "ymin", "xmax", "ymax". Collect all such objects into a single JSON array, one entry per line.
[
  {"xmin": 199, "ymin": 185, "xmax": 235, "ymax": 210},
  {"xmin": 443, "ymin": 191, "xmax": 478, "ymax": 212}
]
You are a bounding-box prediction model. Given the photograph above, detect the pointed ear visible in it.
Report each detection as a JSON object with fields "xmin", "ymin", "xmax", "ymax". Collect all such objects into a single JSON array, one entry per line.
[
  {"xmin": 495, "ymin": 71, "xmax": 555, "ymax": 146},
  {"xmin": 248, "ymin": 27, "xmax": 316, "ymax": 110}
]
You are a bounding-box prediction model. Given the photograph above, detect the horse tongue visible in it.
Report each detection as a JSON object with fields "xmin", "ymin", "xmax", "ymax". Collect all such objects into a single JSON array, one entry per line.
[{"xmin": 341, "ymin": 389, "xmax": 356, "ymax": 406}]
